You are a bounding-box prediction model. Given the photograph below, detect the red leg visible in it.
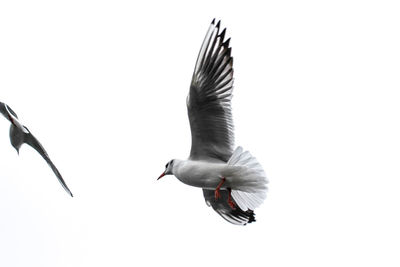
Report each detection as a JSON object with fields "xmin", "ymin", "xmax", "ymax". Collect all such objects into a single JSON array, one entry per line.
[
  {"xmin": 227, "ymin": 188, "xmax": 236, "ymax": 209},
  {"xmin": 214, "ymin": 177, "xmax": 226, "ymax": 201}
]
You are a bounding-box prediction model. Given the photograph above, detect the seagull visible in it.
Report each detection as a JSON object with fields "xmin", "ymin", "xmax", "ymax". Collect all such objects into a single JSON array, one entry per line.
[
  {"xmin": 0, "ymin": 101, "xmax": 73, "ymax": 197},
  {"xmin": 158, "ymin": 19, "xmax": 268, "ymax": 225}
]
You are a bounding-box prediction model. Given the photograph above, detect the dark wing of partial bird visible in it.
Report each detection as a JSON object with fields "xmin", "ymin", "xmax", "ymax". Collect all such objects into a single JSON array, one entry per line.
[
  {"xmin": 203, "ymin": 189, "xmax": 255, "ymax": 225},
  {"xmin": 24, "ymin": 131, "xmax": 73, "ymax": 197},
  {"xmin": 0, "ymin": 102, "xmax": 19, "ymax": 121},
  {"xmin": 187, "ymin": 19, "xmax": 235, "ymax": 162},
  {"xmin": 6, "ymin": 105, "xmax": 19, "ymax": 119}
]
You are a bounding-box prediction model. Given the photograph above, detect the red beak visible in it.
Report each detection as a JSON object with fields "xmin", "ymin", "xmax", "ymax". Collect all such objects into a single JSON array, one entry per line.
[{"xmin": 157, "ymin": 172, "xmax": 166, "ymax": 180}]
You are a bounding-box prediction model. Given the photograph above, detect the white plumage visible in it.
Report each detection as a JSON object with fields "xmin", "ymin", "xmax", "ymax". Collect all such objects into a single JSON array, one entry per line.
[{"xmin": 158, "ymin": 20, "xmax": 268, "ymax": 225}]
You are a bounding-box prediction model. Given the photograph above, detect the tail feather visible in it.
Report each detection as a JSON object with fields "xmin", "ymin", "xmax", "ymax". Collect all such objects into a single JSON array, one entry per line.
[
  {"xmin": 232, "ymin": 190, "xmax": 266, "ymax": 211},
  {"xmin": 228, "ymin": 146, "xmax": 268, "ymax": 211}
]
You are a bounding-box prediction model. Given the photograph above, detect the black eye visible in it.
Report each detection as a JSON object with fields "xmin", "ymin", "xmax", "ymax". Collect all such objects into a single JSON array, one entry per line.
[{"xmin": 165, "ymin": 163, "xmax": 168, "ymax": 168}]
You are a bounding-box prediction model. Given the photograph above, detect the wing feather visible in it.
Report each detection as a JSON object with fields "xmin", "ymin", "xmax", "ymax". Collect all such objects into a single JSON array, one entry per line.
[
  {"xmin": 187, "ymin": 20, "xmax": 235, "ymax": 162},
  {"xmin": 203, "ymin": 189, "xmax": 256, "ymax": 225}
]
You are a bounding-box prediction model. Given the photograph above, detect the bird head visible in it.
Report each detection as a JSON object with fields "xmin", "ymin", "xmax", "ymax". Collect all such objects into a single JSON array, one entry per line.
[{"xmin": 158, "ymin": 159, "xmax": 175, "ymax": 180}]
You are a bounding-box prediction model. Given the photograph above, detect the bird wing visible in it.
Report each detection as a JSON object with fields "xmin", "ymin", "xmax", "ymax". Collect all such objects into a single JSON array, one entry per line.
[
  {"xmin": 24, "ymin": 130, "xmax": 73, "ymax": 197},
  {"xmin": 5, "ymin": 105, "xmax": 19, "ymax": 119},
  {"xmin": 0, "ymin": 102, "xmax": 19, "ymax": 121},
  {"xmin": 187, "ymin": 19, "xmax": 235, "ymax": 162},
  {"xmin": 203, "ymin": 189, "xmax": 255, "ymax": 225}
]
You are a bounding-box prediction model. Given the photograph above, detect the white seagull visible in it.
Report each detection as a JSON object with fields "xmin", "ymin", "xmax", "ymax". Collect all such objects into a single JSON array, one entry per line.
[
  {"xmin": 0, "ymin": 101, "xmax": 73, "ymax": 197},
  {"xmin": 158, "ymin": 19, "xmax": 268, "ymax": 225}
]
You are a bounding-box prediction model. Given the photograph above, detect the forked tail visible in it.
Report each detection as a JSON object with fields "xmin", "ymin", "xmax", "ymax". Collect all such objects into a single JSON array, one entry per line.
[{"xmin": 227, "ymin": 146, "xmax": 268, "ymax": 211}]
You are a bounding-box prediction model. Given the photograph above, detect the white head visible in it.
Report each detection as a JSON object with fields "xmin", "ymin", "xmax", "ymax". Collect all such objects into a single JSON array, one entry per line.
[{"xmin": 158, "ymin": 159, "xmax": 175, "ymax": 180}]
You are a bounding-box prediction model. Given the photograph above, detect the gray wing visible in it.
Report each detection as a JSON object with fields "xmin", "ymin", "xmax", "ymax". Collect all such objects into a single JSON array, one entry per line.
[
  {"xmin": 203, "ymin": 189, "xmax": 255, "ymax": 225},
  {"xmin": 187, "ymin": 19, "xmax": 235, "ymax": 162},
  {"xmin": 6, "ymin": 105, "xmax": 19, "ymax": 119},
  {"xmin": 0, "ymin": 102, "xmax": 19, "ymax": 121},
  {"xmin": 24, "ymin": 130, "xmax": 73, "ymax": 197}
]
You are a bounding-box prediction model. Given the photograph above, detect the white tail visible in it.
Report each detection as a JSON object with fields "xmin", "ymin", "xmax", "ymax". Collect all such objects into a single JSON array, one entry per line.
[{"xmin": 228, "ymin": 146, "xmax": 268, "ymax": 211}]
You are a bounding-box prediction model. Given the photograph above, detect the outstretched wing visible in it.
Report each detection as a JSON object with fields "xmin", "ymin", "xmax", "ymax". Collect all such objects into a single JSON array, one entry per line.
[
  {"xmin": 187, "ymin": 19, "xmax": 235, "ymax": 162},
  {"xmin": 203, "ymin": 189, "xmax": 255, "ymax": 225},
  {"xmin": 24, "ymin": 131, "xmax": 73, "ymax": 197}
]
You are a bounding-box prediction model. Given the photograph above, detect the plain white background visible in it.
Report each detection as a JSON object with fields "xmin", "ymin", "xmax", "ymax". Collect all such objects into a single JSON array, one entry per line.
[{"xmin": 1, "ymin": 0, "xmax": 399, "ymax": 266}]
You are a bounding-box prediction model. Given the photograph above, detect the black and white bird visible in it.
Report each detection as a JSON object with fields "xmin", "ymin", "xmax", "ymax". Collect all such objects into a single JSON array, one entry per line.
[
  {"xmin": 0, "ymin": 101, "xmax": 73, "ymax": 197},
  {"xmin": 158, "ymin": 20, "xmax": 268, "ymax": 225}
]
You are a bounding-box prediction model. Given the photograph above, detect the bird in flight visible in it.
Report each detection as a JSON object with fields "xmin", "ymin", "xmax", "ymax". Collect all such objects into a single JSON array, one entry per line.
[
  {"xmin": 0, "ymin": 101, "xmax": 73, "ymax": 197},
  {"xmin": 158, "ymin": 19, "xmax": 268, "ymax": 225}
]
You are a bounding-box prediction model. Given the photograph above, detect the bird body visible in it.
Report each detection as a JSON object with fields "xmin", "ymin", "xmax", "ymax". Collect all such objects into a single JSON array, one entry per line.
[
  {"xmin": 173, "ymin": 149, "xmax": 266, "ymax": 194},
  {"xmin": 172, "ymin": 159, "xmax": 239, "ymax": 189}
]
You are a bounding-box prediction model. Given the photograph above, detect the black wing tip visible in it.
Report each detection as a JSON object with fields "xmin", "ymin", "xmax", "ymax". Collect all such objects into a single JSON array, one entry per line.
[
  {"xmin": 211, "ymin": 18, "xmax": 216, "ymax": 24},
  {"xmin": 246, "ymin": 210, "xmax": 256, "ymax": 224},
  {"xmin": 223, "ymin": 204, "xmax": 256, "ymax": 225},
  {"xmin": 223, "ymin": 38, "xmax": 231, "ymax": 48},
  {"xmin": 219, "ymin": 28, "xmax": 226, "ymax": 41},
  {"xmin": 235, "ymin": 209, "xmax": 256, "ymax": 225},
  {"xmin": 222, "ymin": 47, "xmax": 232, "ymax": 60}
]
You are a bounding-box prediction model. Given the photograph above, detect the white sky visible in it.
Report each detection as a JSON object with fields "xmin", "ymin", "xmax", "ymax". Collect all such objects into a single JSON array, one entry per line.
[{"xmin": 1, "ymin": 0, "xmax": 400, "ymax": 266}]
